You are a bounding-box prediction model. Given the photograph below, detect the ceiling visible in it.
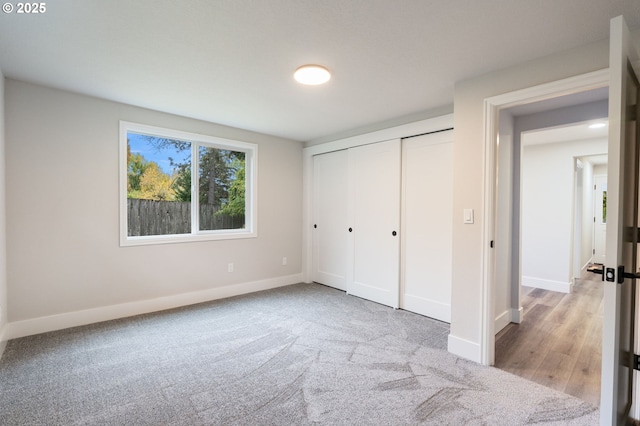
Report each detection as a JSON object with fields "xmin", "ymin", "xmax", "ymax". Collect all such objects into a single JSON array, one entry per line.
[
  {"xmin": 1, "ymin": 1, "xmax": 639, "ymax": 142},
  {"xmin": 522, "ymin": 119, "xmax": 609, "ymax": 166},
  {"xmin": 523, "ymin": 119, "xmax": 609, "ymax": 146}
]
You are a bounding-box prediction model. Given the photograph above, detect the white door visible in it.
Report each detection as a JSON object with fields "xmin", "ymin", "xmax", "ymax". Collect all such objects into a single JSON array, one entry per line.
[
  {"xmin": 401, "ymin": 132, "xmax": 453, "ymax": 322},
  {"xmin": 600, "ymin": 15, "xmax": 639, "ymax": 425},
  {"xmin": 347, "ymin": 139, "xmax": 401, "ymax": 308},
  {"xmin": 312, "ymin": 150, "xmax": 349, "ymax": 290},
  {"xmin": 593, "ymin": 175, "xmax": 607, "ymax": 265}
]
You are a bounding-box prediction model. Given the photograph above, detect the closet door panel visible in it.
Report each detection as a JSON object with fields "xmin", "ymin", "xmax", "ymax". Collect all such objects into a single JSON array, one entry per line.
[
  {"xmin": 347, "ymin": 139, "xmax": 401, "ymax": 308},
  {"xmin": 312, "ymin": 150, "xmax": 349, "ymax": 290},
  {"xmin": 401, "ymin": 132, "xmax": 453, "ymax": 322}
]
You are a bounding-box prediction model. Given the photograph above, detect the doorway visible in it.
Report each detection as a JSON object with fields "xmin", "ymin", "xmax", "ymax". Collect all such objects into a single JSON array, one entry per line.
[
  {"xmin": 494, "ymin": 136, "xmax": 607, "ymax": 406},
  {"xmin": 488, "ymin": 88, "xmax": 609, "ymax": 406}
]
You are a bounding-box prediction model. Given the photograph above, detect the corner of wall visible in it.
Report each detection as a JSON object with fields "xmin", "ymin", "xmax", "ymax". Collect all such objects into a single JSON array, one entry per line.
[{"xmin": 447, "ymin": 333, "xmax": 481, "ymax": 363}]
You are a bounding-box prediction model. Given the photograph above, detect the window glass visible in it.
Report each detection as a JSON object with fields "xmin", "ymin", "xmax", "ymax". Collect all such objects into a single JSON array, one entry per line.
[
  {"xmin": 120, "ymin": 122, "xmax": 257, "ymax": 246},
  {"xmin": 127, "ymin": 133, "xmax": 192, "ymax": 236},
  {"xmin": 198, "ymin": 146, "xmax": 246, "ymax": 231}
]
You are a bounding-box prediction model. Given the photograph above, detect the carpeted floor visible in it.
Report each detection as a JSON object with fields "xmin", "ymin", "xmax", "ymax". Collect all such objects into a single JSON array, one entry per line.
[{"xmin": 0, "ymin": 283, "xmax": 599, "ymax": 425}]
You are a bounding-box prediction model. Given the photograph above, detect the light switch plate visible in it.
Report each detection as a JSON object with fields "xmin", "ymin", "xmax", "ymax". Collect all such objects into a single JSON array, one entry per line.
[{"xmin": 464, "ymin": 209, "xmax": 474, "ymax": 224}]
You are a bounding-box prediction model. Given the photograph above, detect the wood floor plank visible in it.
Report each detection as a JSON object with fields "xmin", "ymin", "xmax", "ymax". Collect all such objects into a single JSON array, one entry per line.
[
  {"xmin": 494, "ymin": 270, "xmax": 603, "ymax": 406},
  {"xmin": 531, "ymin": 350, "xmax": 575, "ymax": 392},
  {"xmin": 564, "ymin": 317, "xmax": 602, "ymax": 406}
]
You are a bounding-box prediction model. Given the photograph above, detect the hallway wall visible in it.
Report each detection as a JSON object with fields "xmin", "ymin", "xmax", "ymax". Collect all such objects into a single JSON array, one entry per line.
[{"xmin": 521, "ymin": 137, "xmax": 607, "ymax": 292}]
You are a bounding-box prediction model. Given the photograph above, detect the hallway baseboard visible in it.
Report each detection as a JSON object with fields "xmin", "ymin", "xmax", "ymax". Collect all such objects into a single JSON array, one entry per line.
[{"xmin": 522, "ymin": 276, "xmax": 571, "ymax": 293}]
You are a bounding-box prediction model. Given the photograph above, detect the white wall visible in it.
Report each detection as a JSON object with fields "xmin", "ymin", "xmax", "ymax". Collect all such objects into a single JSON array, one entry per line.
[
  {"xmin": 449, "ymin": 37, "xmax": 610, "ymax": 361},
  {"xmin": 580, "ymin": 159, "xmax": 595, "ymax": 271},
  {"xmin": 521, "ymin": 138, "xmax": 607, "ymax": 292},
  {"xmin": 0, "ymin": 71, "xmax": 7, "ymax": 358},
  {"xmin": 5, "ymin": 79, "xmax": 303, "ymax": 338}
]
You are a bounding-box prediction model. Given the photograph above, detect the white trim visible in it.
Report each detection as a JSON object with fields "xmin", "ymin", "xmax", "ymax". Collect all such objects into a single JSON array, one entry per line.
[
  {"xmin": 403, "ymin": 294, "xmax": 451, "ymax": 323},
  {"xmin": 447, "ymin": 334, "xmax": 481, "ymax": 363},
  {"xmin": 5, "ymin": 274, "xmax": 302, "ymax": 339},
  {"xmin": 494, "ymin": 307, "xmax": 523, "ymax": 333},
  {"xmin": 582, "ymin": 258, "xmax": 594, "ymax": 272},
  {"xmin": 490, "ymin": 309, "xmax": 524, "ymax": 341},
  {"xmin": 521, "ymin": 276, "xmax": 572, "ymax": 293},
  {"xmin": 0, "ymin": 324, "xmax": 7, "ymax": 360},
  {"xmin": 494, "ymin": 310, "xmax": 512, "ymax": 334},
  {"xmin": 302, "ymin": 114, "xmax": 454, "ymax": 284},
  {"xmin": 119, "ymin": 121, "xmax": 258, "ymax": 247},
  {"xmin": 512, "ymin": 307, "xmax": 524, "ymax": 324},
  {"xmin": 304, "ymin": 114, "xmax": 454, "ymax": 156}
]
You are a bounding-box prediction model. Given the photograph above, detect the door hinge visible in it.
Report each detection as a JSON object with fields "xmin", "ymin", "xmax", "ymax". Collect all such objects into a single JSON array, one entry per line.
[
  {"xmin": 634, "ymin": 354, "xmax": 640, "ymax": 371},
  {"xmin": 624, "ymin": 226, "xmax": 640, "ymax": 242},
  {"xmin": 593, "ymin": 249, "xmax": 595, "ymax": 255}
]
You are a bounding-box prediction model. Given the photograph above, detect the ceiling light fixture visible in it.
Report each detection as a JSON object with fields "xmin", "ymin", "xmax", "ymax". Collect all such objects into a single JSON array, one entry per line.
[
  {"xmin": 294, "ymin": 65, "xmax": 331, "ymax": 85},
  {"xmin": 588, "ymin": 122, "xmax": 607, "ymax": 129}
]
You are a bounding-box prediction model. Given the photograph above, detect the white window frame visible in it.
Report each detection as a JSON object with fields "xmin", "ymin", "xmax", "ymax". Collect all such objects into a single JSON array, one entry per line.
[{"xmin": 119, "ymin": 121, "xmax": 258, "ymax": 246}]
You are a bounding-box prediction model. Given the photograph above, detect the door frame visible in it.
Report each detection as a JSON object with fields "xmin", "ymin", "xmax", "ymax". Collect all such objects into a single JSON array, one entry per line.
[
  {"xmin": 480, "ymin": 69, "xmax": 609, "ymax": 367},
  {"xmin": 593, "ymin": 173, "xmax": 608, "ymax": 265}
]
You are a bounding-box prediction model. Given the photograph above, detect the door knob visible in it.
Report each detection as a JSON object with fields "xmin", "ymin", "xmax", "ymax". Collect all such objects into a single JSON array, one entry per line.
[
  {"xmin": 392, "ymin": 231, "xmax": 397, "ymax": 236},
  {"xmin": 348, "ymin": 227, "xmax": 353, "ymax": 232}
]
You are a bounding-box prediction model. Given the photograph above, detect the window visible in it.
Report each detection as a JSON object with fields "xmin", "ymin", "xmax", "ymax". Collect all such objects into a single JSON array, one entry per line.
[{"xmin": 120, "ymin": 121, "xmax": 257, "ymax": 246}]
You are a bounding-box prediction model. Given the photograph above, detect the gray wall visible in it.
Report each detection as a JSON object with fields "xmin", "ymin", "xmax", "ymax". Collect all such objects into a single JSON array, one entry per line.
[
  {"xmin": 5, "ymin": 79, "xmax": 303, "ymax": 327},
  {"xmin": 450, "ymin": 37, "xmax": 610, "ymax": 358}
]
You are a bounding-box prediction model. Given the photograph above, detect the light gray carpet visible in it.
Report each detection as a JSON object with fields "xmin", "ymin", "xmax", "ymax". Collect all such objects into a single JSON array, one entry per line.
[{"xmin": 0, "ymin": 283, "xmax": 598, "ymax": 425}]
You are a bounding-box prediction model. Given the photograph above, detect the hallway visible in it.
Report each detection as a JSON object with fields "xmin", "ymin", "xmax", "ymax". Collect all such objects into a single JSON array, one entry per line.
[{"xmin": 495, "ymin": 270, "xmax": 603, "ymax": 406}]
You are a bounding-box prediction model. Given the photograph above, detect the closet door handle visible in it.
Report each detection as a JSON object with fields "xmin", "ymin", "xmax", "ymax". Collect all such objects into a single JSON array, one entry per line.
[
  {"xmin": 392, "ymin": 231, "xmax": 397, "ymax": 236},
  {"xmin": 314, "ymin": 224, "xmax": 317, "ymax": 228},
  {"xmin": 348, "ymin": 227, "xmax": 353, "ymax": 232}
]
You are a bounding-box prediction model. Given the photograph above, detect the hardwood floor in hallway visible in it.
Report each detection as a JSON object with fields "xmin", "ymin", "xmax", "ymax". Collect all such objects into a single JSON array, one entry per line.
[{"xmin": 494, "ymin": 270, "xmax": 603, "ymax": 406}]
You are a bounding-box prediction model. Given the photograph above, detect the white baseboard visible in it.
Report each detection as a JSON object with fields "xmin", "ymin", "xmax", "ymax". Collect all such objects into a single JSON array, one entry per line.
[
  {"xmin": 494, "ymin": 307, "xmax": 523, "ymax": 334},
  {"xmin": 0, "ymin": 323, "xmax": 7, "ymax": 360},
  {"xmin": 581, "ymin": 257, "xmax": 594, "ymax": 272},
  {"xmin": 522, "ymin": 276, "xmax": 571, "ymax": 293},
  {"xmin": 6, "ymin": 273, "xmax": 303, "ymax": 340},
  {"xmin": 402, "ymin": 294, "xmax": 450, "ymax": 323},
  {"xmin": 447, "ymin": 334, "xmax": 481, "ymax": 363},
  {"xmin": 512, "ymin": 307, "xmax": 524, "ymax": 324},
  {"xmin": 494, "ymin": 310, "xmax": 511, "ymax": 334}
]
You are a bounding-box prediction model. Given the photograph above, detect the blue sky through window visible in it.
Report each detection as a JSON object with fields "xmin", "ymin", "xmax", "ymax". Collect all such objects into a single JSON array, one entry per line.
[{"xmin": 127, "ymin": 132, "xmax": 191, "ymax": 174}]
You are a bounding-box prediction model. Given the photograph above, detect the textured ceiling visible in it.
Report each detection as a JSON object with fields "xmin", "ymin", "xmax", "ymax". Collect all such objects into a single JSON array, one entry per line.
[{"xmin": 1, "ymin": 0, "xmax": 639, "ymax": 142}]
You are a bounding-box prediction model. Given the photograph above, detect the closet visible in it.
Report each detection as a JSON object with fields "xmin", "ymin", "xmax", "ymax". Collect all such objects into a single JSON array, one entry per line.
[{"xmin": 311, "ymin": 131, "xmax": 453, "ymax": 322}]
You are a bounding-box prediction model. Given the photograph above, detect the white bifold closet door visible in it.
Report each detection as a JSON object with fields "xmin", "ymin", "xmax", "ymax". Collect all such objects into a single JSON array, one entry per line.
[
  {"xmin": 312, "ymin": 149, "xmax": 349, "ymax": 290},
  {"xmin": 401, "ymin": 131, "xmax": 453, "ymax": 322},
  {"xmin": 347, "ymin": 139, "xmax": 401, "ymax": 308}
]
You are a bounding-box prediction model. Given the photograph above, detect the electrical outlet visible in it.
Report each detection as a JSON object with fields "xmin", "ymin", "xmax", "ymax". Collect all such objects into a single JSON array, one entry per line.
[
  {"xmin": 228, "ymin": 263, "xmax": 234, "ymax": 273},
  {"xmin": 282, "ymin": 257, "xmax": 288, "ymax": 266}
]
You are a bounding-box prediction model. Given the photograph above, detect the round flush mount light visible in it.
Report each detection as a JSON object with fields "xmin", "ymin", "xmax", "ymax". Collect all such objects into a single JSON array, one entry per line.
[
  {"xmin": 294, "ymin": 64, "xmax": 331, "ymax": 85},
  {"xmin": 588, "ymin": 122, "xmax": 607, "ymax": 129}
]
